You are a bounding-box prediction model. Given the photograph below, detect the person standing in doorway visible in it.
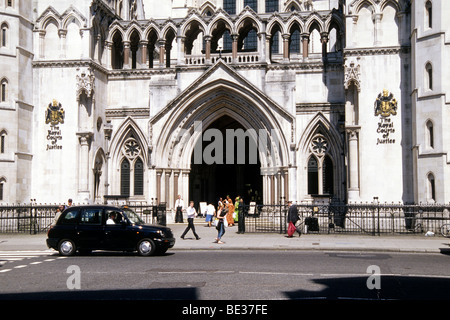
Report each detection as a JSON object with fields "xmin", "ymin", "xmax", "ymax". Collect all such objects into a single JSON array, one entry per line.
[
  {"xmin": 237, "ymin": 198, "xmax": 246, "ymax": 234},
  {"xmin": 226, "ymin": 196, "xmax": 235, "ymax": 226},
  {"xmin": 175, "ymin": 195, "xmax": 184, "ymax": 223},
  {"xmin": 181, "ymin": 201, "xmax": 200, "ymax": 240},
  {"xmin": 234, "ymin": 197, "xmax": 240, "ymax": 224}
]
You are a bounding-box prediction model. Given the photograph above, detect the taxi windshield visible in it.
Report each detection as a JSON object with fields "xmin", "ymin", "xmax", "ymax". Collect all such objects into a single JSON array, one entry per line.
[{"xmin": 123, "ymin": 208, "xmax": 144, "ymax": 225}]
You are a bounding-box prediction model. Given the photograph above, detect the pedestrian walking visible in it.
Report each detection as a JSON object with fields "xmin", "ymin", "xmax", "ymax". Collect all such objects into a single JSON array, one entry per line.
[
  {"xmin": 215, "ymin": 203, "xmax": 227, "ymax": 244},
  {"xmin": 287, "ymin": 201, "xmax": 301, "ymax": 237},
  {"xmin": 53, "ymin": 205, "xmax": 65, "ymax": 226},
  {"xmin": 180, "ymin": 201, "xmax": 200, "ymax": 240},
  {"xmin": 174, "ymin": 195, "xmax": 184, "ymax": 223}
]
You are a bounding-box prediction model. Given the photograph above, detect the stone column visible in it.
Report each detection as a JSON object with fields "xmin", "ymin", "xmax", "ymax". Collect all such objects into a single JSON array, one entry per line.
[
  {"xmin": 265, "ymin": 34, "xmax": 271, "ymax": 64},
  {"xmin": 103, "ymin": 123, "xmax": 113, "ymax": 196},
  {"xmin": 373, "ymin": 13, "xmax": 382, "ymax": 46},
  {"xmin": 231, "ymin": 34, "xmax": 238, "ymax": 63},
  {"xmin": 177, "ymin": 36, "xmax": 185, "ymax": 66},
  {"xmin": 204, "ymin": 35, "xmax": 211, "ymax": 64},
  {"xmin": 182, "ymin": 170, "xmax": 189, "ymax": 203},
  {"xmin": 105, "ymin": 41, "xmax": 112, "ymax": 69},
  {"xmin": 58, "ymin": 29, "xmax": 67, "ymax": 59},
  {"xmin": 346, "ymin": 127, "xmax": 360, "ymax": 201},
  {"xmin": 77, "ymin": 132, "xmax": 93, "ymax": 201},
  {"xmin": 94, "ymin": 34, "xmax": 101, "ymax": 62},
  {"xmin": 159, "ymin": 40, "xmax": 165, "ymax": 67},
  {"xmin": 270, "ymin": 174, "xmax": 275, "ymax": 204},
  {"xmin": 140, "ymin": 40, "xmax": 148, "ymax": 67},
  {"xmin": 321, "ymin": 32, "xmax": 328, "ymax": 59},
  {"xmin": 258, "ymin": 32, "xmax": 266, "ymax": 63},
  {"xmin": 165, "ymin": 171, "xmax": 171, "ymax": 205},
  {"xmin": 156, "ymin": 170, "xmax": 162, "ymax": 204},
  {"xmin": 301, "ymin": 33, "xmax": 309, "ymax": 61},
  {"xmin": 282, "ymin": 33, "xmax": 290, "ymax": 62},
  {"xmin": 173, "ymin": 171, "xmax": 179, "ymax": 204},
  {"xmin": 284, "ymin": 168, "xmax": 289, "ymax": 202},
  {"xmin": 39, "ymin": 30, "xmax": 46, "ymax": 58},
  {"xmin": 123, "ymin": 41, "xmax": 130, "ymax": 69}
]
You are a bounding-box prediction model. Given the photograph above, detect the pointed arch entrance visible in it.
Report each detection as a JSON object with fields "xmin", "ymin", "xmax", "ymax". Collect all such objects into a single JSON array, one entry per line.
[
  {"xmin": 189, "ymin": 115, "xmax": 263, "ymax": 205},
  {"xmin": 150, "ymin": 62, "xmax": 293, "ymax": 208}
]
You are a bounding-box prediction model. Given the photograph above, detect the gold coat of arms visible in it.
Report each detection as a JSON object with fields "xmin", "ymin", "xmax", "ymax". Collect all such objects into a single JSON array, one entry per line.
[
  {"xmin": 45, "ymin": 99, "xmax": 65, "ymax": 125},
  {"xmin": 374, "ymin": 89, "xmax": 397, "ymax": 117}
]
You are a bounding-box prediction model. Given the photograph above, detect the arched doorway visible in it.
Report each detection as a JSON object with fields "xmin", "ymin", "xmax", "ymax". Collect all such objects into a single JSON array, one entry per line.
[
  {"xmin": 150, "ymin": 62, "xmax": 293, "ymax": 208},
  {"xmin": 189, "ymin": 115, "xmax": 262, "ymax": 205}
]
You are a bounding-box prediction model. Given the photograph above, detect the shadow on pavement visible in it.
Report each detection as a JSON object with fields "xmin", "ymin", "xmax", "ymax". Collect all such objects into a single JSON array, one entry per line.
[
  {"xmin": 283, "ymin": 275, "xmax": 450, "ymax": 300},
  {"xmin": 0, "ymin": 287, "xmax": 198, "ymax": 300}
]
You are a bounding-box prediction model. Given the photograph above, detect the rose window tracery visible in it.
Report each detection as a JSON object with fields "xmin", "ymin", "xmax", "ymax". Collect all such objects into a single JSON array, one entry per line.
[
  {"xmin": 310, "ymin": 135, "xmax": 328, "ymax": 156},
  {"xmin": 122, "ymin": 137, "xmax": 141, "ymax": 160}
]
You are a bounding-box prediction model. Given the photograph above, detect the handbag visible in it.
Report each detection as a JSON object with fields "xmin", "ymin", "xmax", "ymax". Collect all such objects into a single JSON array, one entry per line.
[{"xmin": 287, "ymin": 221, "xmax": 296, "ymax": 237}]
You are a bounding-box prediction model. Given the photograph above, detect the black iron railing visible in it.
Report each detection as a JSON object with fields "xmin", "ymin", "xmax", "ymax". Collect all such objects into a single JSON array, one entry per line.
[
  {"xmin": 0, "ymin": 201, "xmax": 449, "ymax": 236},
  {"xmin": 240, "ymin": 202, "xmax": 450, "ymax": 236}
]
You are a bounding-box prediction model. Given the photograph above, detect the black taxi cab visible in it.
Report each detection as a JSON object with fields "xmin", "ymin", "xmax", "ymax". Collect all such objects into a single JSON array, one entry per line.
[{"xmin": 46, "ymin": 205, "xmax": 175, "ymax": 256}]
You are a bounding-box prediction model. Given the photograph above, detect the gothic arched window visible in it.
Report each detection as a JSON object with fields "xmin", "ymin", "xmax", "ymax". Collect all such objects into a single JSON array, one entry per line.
[
  {"xmin": 427, "ymin": 173, "xmax": 436, "ymax": 202},
  {"xmin": 0, "ymin": 130, "xmax": 6, "ymax": 154},
  {"xmin": 244, "ymin": 0, "xmax": 257, "ymax": 11},
  {"xmin": 134, "ymin": 158, "xmax": 144, "ymax": 196},
  {"xmin": 266, "ymin": 0, "xmax": 278, "ymax": 13},
  {"xmin": 425, "ymin": 62, "xmax": 433, "ymax": 91},
  {"xmin": 425, "ymin": 1, "xmax": 432, "ymax": 29},
  {"xmin": 323, "ymin": 155, "xmax": 334, "ymax": 195},
  {"xmin": 0, "ymin": 177, "xmax": 5, "ymax": 201},
  {"xmin": 307, "ymin": 156, "xmax": 318, "ymax": 195},
  {"xmin": 1, "ymin": 23, "xmax": 8, "ymax": 47},
  {"xmin": 120, "ymin": 135, "xmax": 145, "ymax": 197},
  {"xmin": 120, "ymin": 158, "xmax": 130, "ymax": 196},
  {"xmin": 307, "ymin": 134, "xmax": 334, "ymax": 196},
  {"xmin": 0, "ymin": 78, "xmax": 7, "ymax": 102},
  {"xmin": 426, "ymin": 120, "xmax": 434, "ymax": 149}
]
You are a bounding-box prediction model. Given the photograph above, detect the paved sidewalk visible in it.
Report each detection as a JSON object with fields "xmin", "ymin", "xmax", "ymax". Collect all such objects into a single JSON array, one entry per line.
[
  {"xmin": 169, "ymin": 222, "xmax": 450, "ymax": 253},
  {"xmin": 0, "ymin": 220, "xmax": 449, "ymax": 253}
]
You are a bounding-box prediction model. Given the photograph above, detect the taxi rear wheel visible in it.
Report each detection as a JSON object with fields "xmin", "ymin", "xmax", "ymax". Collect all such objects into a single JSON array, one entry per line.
[
  {"xmin": 137, "ymin": 239, "xmax": 156, "ymax": 256},
  {"xmin": 58, "ymin": 239, "xmax": 76, "ymax": 256}
]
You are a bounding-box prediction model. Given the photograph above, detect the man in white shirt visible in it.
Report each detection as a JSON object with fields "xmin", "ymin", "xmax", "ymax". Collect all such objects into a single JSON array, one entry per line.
[
  {"xmin": 205, "ymin": 203, "xmax": 215, "ymax": 227},
  {"xmin": 107, "ymin": 212, "xmax": 116, "ymax": 225},
  {"xmin": 174, "ymin": 195, "xmax": 184, "ymax": 223},
  {"xmin": 180, "ymin": 201, "xmax": 200, "ymax": 240}
]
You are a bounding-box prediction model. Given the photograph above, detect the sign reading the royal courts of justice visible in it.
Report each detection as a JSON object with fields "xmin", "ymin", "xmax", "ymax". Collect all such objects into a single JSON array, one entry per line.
[
  {"xmin": 45, "ymin": 99, "xmax": 64, "ymax": 151},
  {"xmin": 374, "ymin": 89, "xmax": 398, "ymax": 145}
]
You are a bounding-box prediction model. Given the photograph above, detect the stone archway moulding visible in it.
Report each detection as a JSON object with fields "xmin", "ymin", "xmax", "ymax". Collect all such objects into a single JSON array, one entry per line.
[{"xmin": 150, "ymin": 61, "xmax": 293, "ymax": 172}]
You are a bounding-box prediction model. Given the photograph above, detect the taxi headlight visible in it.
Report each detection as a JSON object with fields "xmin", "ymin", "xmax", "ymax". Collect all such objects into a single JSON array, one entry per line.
[{"xmin": 156, "ymin": 230, "xmax": 165, "ymax": 237}]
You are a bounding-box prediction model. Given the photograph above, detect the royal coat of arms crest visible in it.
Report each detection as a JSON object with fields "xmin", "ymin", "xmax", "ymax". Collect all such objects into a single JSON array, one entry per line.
[
  {"xmin": 45, "ymin": 99, "xmax": 65, "ymax": 125},
  {"xmin": 374, "ymin": 89, "xmax": 397, "ymax": 117}
]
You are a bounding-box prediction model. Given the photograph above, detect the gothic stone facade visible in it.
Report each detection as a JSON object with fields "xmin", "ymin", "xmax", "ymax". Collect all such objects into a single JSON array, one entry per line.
[{"xmin": 0, "ymin": 0, "xmax": 446, "ymax": 208}]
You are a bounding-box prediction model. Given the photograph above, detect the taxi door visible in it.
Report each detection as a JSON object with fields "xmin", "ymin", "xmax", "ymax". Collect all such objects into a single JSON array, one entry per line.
[
  {"xmin": 77, "ymin": 208, "xmax": 104, "ymax": 249},
  {"xmin": 103, "ymin": 209, "xmax": 134, "ymax": 250}
]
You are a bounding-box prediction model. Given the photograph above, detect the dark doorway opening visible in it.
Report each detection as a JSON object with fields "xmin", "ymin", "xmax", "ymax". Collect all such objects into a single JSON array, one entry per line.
[{"xmin": 189, "ymin": 115, "xmax": 263, "ymax": 206}]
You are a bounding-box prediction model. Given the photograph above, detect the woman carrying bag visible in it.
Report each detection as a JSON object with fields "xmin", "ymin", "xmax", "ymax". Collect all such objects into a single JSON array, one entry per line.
[{"xmin": 215, "ymin": 203, "xmax": 228, "ymax": 244}]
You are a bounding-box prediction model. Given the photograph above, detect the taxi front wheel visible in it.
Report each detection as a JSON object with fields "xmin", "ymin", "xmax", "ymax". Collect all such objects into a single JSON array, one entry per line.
[{"xmin": 137, "ymin": 239, "xmax": 156, "ymax": 256}]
